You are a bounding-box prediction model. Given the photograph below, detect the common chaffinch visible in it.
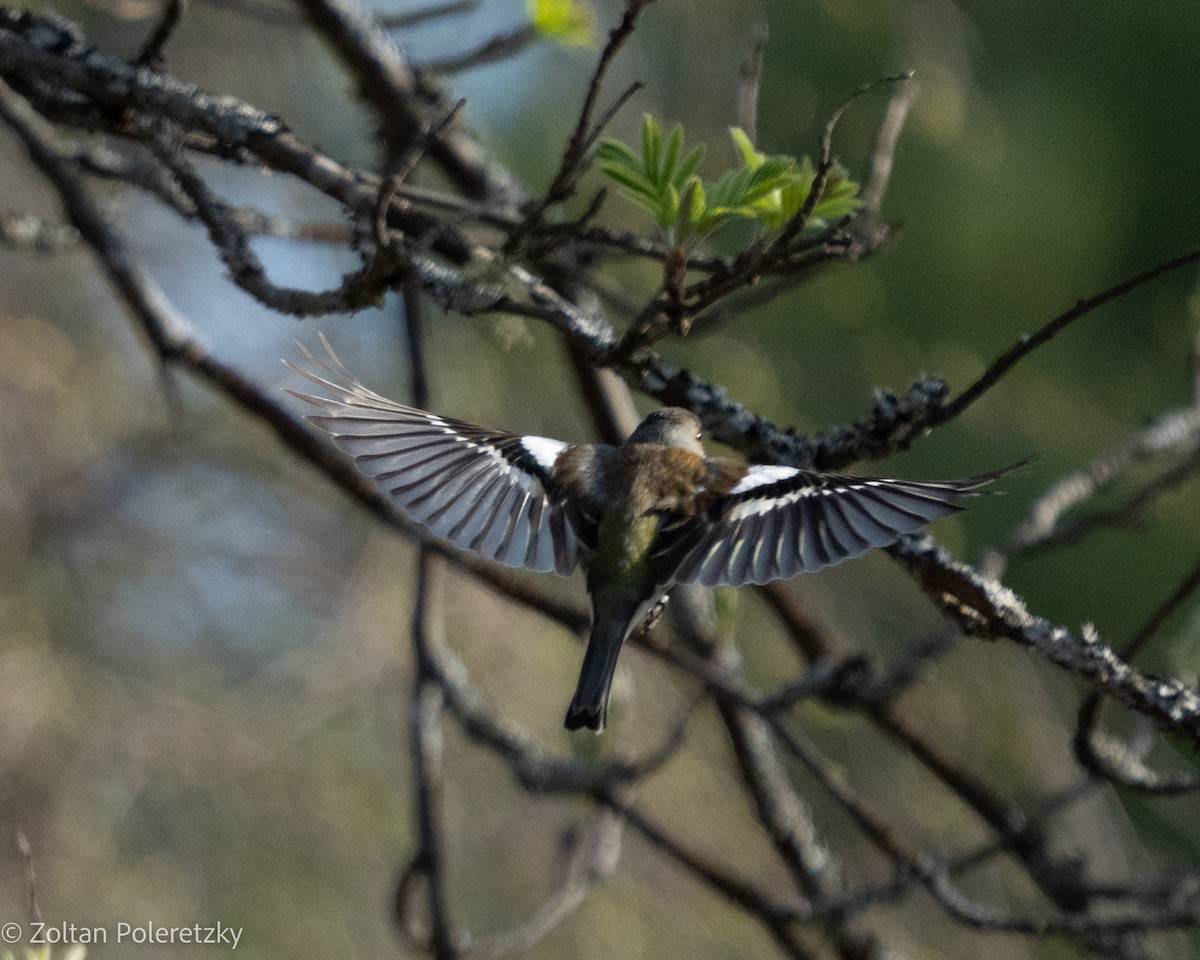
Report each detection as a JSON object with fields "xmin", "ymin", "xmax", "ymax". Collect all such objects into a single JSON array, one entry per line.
[{"xmin": 289, "ymin": 349, "xmax": 1004, "ymax": 732}]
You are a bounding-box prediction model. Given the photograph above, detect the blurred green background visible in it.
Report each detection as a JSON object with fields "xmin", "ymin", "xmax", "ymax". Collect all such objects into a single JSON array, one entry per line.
[{"xmin": 1, "ymin": 0, "xmax": 1198, "ymax": 956}]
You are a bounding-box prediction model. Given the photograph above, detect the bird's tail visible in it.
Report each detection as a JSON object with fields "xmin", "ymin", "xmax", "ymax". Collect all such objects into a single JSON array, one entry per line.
[{"xmin": 564, "ymin": 598, "xmax": 647, "ymax": 733}]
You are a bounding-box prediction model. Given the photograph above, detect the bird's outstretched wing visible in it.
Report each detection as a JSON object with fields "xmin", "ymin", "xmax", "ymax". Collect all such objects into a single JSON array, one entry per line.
[
  {"xmin": 286, "ymin": 345, "xmax": 579, "ymax": 575},
  {"xmin": 668, "ymin": 465, "xmax": 1008, "ymax": 587}
]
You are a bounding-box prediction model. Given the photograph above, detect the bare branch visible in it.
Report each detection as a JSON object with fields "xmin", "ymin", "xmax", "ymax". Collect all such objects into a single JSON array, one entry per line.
[
  {"xmin": 155, "ymin": 137, "xmax": 405, "ymax": 316},
  {"xmin": 376, "ymin": 0, "xmax": 479, "ymax": 30},
  {"xmin": 891, "ymin": 535, "xmax": 1200, "ymax": 748},
  {"xmin": 1007, "ymin": 404, "xmax": 1200, "ymax": 555},
  {"xmin": 597, "ymin": 793, "xmax": 819, "ymax": 958},
  {"xmin": 1016, "ymin": 449, "xmax": 1200, "ymax": 556},
  {"xmin": 464, "ymin": 809, "xmax": 623, "ymax": 960},
  {"xmin": 293, "ymin": 0, "xmax": 520, "ymax": 201},
  {"xmin": 195, "ymin": 0, "xmax": 480, "ymax": 28},
  {"xmin": 375, "ymin": 98, "xmax": 466, "ymax": 246},
  {"xmin": 403, "ymin": 552, "xmax": 459, "ymax": 958},
  {"xmin": 1075, "ymin": 558, "xmax": 1200, "ymax": 794},
  {"xmin": 935, "ymin": 247, "xmax": 1200, "ymax": 425},
  {"xmin": 137, "ymin": 0, "xmax": 187, "ymax": 66},
  {"xmin": 419, "ymin": 25, "xmax": 537, "ymax": 75},
  {"xmin": 505, "ymin": 0, "xmax": 656, "ymax": 251},
  {"xmin": 856, "ymin": 73, "xmax": 915, "ymax": 234},
  {"xmin": 735, "ymin": 22, "xmax": 767, "ymax": 142},
  {"xmin": 770, "ymin": 71, "xmax": 913, "ymax": 252},
  {"xmin": 395, "ymin": 278, "xmax": 459, "ymax": 955}
]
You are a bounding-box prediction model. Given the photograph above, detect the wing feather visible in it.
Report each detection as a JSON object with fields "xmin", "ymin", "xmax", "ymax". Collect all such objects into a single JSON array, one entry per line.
[
  {"xmin": 727, "ymin": 516, "xmax": 758, "ymax": 586},
  {"xmin": 822, "ymin": 495, "xmax": 871, "ymax": 555},
  {"xmin": 287, "ymin": 349, "xmax": 579, "ymax": 575},
  {"xmin": 802, "ymin": 497, "xmax": 833, "ymax": 569},
  {"xmin": 675, "ymin": 464, "xmax": 1007, "ymax": 586},
  {"xmin": 752, "ymin": 510, "xmax": 780, "ymax": 583},
  {"xmin": 835, "ymin": 493, "xmax": 905, "ymax": 546},
  {"xmin": 497, "ymin": 490, "xmax": 533, "ymax": 567}
]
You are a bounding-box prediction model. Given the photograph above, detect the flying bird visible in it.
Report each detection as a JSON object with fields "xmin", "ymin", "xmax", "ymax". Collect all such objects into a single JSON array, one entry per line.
[{"xmin": 288, "ymin": 348, "xmax": 1006, "ymax": 732}]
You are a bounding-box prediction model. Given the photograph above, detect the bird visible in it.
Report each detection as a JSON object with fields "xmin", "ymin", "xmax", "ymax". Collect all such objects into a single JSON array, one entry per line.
[{"xmin": 287, "ymin": 345, "xmax": 1009, "ymax": 732}]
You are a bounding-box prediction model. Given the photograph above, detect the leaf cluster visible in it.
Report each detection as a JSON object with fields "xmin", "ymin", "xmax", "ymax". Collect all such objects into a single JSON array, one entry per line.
[{"xmin": 597, "ymin": 116, "xmax": 861, "ymax": 248}]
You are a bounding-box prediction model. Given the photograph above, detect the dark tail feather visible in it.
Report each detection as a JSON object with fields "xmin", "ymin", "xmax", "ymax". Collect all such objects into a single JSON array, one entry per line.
[{"xmin": 564, "ymin": 611, "xmax": 636, "ymax": 733}]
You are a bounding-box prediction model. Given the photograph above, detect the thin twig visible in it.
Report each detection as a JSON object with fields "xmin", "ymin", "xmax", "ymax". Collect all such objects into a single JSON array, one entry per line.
[
  {"xmin": 378, "ymin": 0, "xmax": 479, "ymax": 30},
  {"xmin": 735, "ymin": 22, "xmax": 767, "ymax": 142},
  {"xmin": 196, "ymin": 0, "xmax": 480, "ymax": 28},
  {"xmin": 596, "ymin": 792, "xmax": 818, "ymax": 958},
  {"xmin": 153, "ymin": 136, "xmax": 405, "ymax": 316},
  {"xmin": 463, "ymin": 809, "xmax": 623, "ymax": 960},
  {"xmin": 760, "ymin": 583, "xmax": 1122, "ymax": 927},
  {"xmin": 1014, "ymin": 448, "xmax": 1200, "ymax": 557},
  {"xmin": 419, "ymin": 25, "xmax": 538, "ymax": 75},
  {"xmin": 137, "ymin": 0, "xmax": 187, "ymax": 66},
  {"xmin": 859, "ymin": 73, "xmax": 912, "ymax": 225},
  {"xmin": 294, "ymin": 0, "xmax": 520, "ymax": 202},
  {"xmin": 936, "ymin": 247, "xmax": 1200, "ymax": 425},
  {"xmin": 403, "ymin": 552, "xmax": 458, "ymax": 958},
  {"xmin": 375, "ymin": 98, "xmax": 466, "ymax": 247},
  {"xmin": 401, "ymin": 276, "xmax": 458, "ymax": 957},
  {"xmin": 1007, "ymin": 404, "xmax": 1200, "ymax": 555},
  {"xmin": 776, "ymin": 72, "xmax": 913, "ymax": 248},
  {"xmin": 541, "ymin": 0, "xmax": 654, "ymax": 202},
  {"xmin": 505, "ymin": 0, "xmax": 656, "ymax": 252},
  {"xmin": 1075, "ymin": 558, "xmax": 1200, "ymax": 794}
]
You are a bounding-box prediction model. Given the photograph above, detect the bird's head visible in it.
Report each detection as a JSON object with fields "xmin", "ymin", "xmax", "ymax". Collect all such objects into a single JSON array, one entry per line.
[{"xmin": 628, "ymin": 407, "xmax": 704, "ymax": 454}]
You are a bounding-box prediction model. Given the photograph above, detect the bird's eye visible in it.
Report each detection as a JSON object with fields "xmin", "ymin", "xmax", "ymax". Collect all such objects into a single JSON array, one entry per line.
[{"xmin": 696, "ymin": 431, "xmax": 703, "ymax": 441}]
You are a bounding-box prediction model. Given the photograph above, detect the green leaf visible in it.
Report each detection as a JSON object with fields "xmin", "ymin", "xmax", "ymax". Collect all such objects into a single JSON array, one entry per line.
[
  {"xmin": 673, "ymin": 144, "xmax": 705, "ymax": 189},
  {"xmin": 673, "ymin": 176, "xmax": 711, "ymax": 246},
  {"xmin": 729, "ymin": 126, "xmax": 763, "ymax": 170},
  {"xmin": 526, "ymin": 0, "xmax": 596, "ymax": 47},
  {"xmin": 809, "ymin": 163, "xmax": 863, "ymax": 224},
  {"xmin": 641, "ymin": 114, "xmax": 661, "ymax": 185},
  {"xmin": 752, "ymin": 157, "xmax": 863, "ymax": 233},
  {"xmin": 679, "ymin": 175, "xmax": 706, "ymax": 227},
  {"xmin": 599, "ymin": 118, "xmax": 711, "ymax": 239},
  {"xmin": 595, "ymin": 138, "xmax": 641, "ymax": 170},
  {"xmin": 624, "ymin": 190, "xmax": 672, "ymax": 225},
  {"xmin": 659, "ymin": 123, "xmax": 683, "ymax": 191},
  {"xmin": 598, "ymin": 161, "xmax": 658, "ymax": 202},
  {"xmin": 706, "ymin": 167, "xmax": 754, "ymax": 213},
  {"xmin": 740, "ymin": 161, "xmax": 801, "ymax": 207},
  {"xmin": 812, "ymin": 192, "xmax": 862, "ymax": 223},
  {"xmin": 660, "ymin": 182, "xmax": 681, "ymax": 229}
]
